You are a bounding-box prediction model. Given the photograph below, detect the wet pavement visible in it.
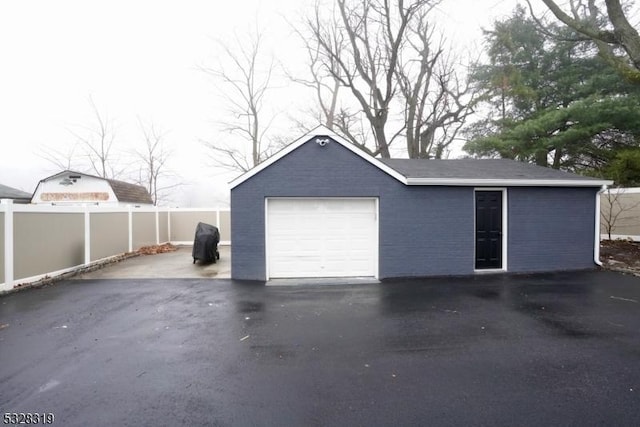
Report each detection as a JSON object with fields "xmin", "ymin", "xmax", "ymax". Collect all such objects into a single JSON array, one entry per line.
[
  {"xmin": 1, "ymin": 270, "xmax": 640, "ymax": 426},
  {"xmin": 73, "ymin": 245, "xmax": 231, "ymax": 279}
]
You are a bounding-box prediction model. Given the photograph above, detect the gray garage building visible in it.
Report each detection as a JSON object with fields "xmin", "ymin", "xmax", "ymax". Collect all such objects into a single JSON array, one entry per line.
[{"xmin": 230, "ymin": 126, "xmax": 611, "ymax": 281}]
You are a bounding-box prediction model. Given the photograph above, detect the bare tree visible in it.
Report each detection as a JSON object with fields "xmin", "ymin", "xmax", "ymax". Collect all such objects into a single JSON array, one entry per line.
[
  {"xmin": 134, "ymin": 119, "xmax": 180, "ymax": 205},
  {"xmin": 307, "ymin": 0, "xmax": 441, "ymax": 157},
  {"xmin": 68, "ymin": 96, "xmax": 124, "ymax": 178},
  {"xmin": 288, "ymin": 6, "xmax": 378, "ymax": 152},
  {"xmin": 201, "ymin": 30, "xmax": 278, "ymax": 172},
  {"xmin": 396, "ymin": 11, "xmax": 477, "ymax": 158},
  {"xmin": 38, "ymin": 97, "xmax": 125, "ymax": 177},
  {"xmin": 531, "ymin": 0, "xmax": 640, "ymax": 82},
  {"xmin": 38, "ymin": 143, "xmax": 79, "ymax": 171},
  {"xmin": 287, "ymin": 14, "xmax": 344, "ymax": 131},
  {"xmin": 601, "ymin": 187, "xmax": 640, "ymax": 240}
]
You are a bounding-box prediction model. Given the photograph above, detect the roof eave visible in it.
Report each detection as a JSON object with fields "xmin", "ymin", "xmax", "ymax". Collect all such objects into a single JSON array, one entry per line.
[{"xmin": 405, "ymin": 178, "xmax": 614, "ymax": 187}]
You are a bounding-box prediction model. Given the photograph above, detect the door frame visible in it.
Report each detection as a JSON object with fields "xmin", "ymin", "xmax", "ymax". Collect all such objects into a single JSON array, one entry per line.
[
  {"xmin": 473, "ymin": 188, "xmax": 508, "ymax": 273},
  {"xmin": 264, "ymin": 197, "xmax": 379, "ymax": 280}
]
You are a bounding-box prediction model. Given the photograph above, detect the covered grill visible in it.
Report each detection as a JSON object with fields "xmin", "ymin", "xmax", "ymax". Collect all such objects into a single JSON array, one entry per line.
[{"xmin": 192, "ymin": 222, "xmax": 220, "ymax": 264}]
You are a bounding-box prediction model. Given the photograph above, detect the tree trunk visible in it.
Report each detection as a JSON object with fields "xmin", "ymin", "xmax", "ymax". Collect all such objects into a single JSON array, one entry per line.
[{"xmin": 535, "ymin": 149, "xmax": 548, "ymax": 167}]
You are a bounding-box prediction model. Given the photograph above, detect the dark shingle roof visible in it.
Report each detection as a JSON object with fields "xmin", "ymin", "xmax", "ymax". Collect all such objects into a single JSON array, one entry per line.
[
  {"xmin": 379, "ymin": 158, "xmax": 604, "ymax": 182},
  {"xmin": 106, "ymin": 178, "xmax": 154, "ymax": 205},
  {"xmin": 0, "ymin": 183, "xmax": 32, "ymax": 201}
]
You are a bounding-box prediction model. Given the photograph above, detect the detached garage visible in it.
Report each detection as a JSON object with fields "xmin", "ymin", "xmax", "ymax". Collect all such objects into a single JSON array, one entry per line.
[{"xmin": 230, "ymin": 125, "xmax": 611, "ymax": 281}]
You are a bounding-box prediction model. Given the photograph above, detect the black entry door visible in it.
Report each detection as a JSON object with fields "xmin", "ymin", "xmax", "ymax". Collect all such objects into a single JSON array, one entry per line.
[{"xmin": 475, "ymin": 191, "xmax": 502, "ymax": 269}]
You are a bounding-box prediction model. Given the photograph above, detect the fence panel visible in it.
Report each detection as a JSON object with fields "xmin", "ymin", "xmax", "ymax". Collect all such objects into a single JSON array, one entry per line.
[
  {"xmin": 170, "ymin": 210, "xmax": 220, "ymax": 243},
  {"xmin": 14, "ymin": 212, "xmax": 84, "ymax": 280},
  {"xmin": 219, "ymin": 211, "xmax": 231, "ymax": 243},
  {"xmin": 91, "ymin": 212, "xmax": 129, "ymax": 261},
  {"xmin": 601, "ymin": 189, "xmax": 640, "ymax": 240},
  {"xmin": 0, "ymin": 204, "xmax": 229, "ymax": 290},
  {"xmin": 133, "ymin": 212, "xmax": 157, "ymax": 248}
]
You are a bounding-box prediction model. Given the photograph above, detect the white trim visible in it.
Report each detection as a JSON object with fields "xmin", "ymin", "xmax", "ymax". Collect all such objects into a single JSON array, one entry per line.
[
  {"xmin": 473, "ymin": 189, "xmax": 508, "ymax": 273},
  {"xmin": 502, "ymin": 189, "xmax": 508, "ymax": 271},
  {"xmin": 229, "ymin": 125, "xmax": 407, "ymax": 189},
  {"xmin": 603, "ymin": 187, "xmax": 640, "ymax": 195},
  {"xmin": 595, "ymin": 186, "xmax": 605, "ymax": 266},
  {"xmin": 167, "ymin": 207, "xmax": 172, "ymax": 242},
  {"xmin": 373, "ymin": 197, "xmax": 379, "ymax": 280},
  {"xmin": 155, "ymin": 207, "xmax": 160, "ymax": 245},
  {"xmin": 9, "ymin": 204, "xmax": 181, "ymax": 214},
  {"xmin": 1, "ymin": 199, "xmax": 14, "ymax": 291},
  {"xmin": 264, "ymin": 197, "xmax": 379, "ymax": 280},
  {"xmin": 407, "ymin": 178, "xmax": 612, "ymax": 187},
  {"xmin": 264, "ymin": 198, "xmax": 270, "ymax": 280},
  {"xmin": 127, "ymin": 205, "xmax": 133, "ymax": 252},
  {"xmin": 84, "ymin": 204, "xmax": 91, "ymax": 264}
]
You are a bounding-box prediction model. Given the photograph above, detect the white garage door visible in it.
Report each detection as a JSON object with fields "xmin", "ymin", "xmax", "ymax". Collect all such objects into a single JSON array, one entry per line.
[{"xmin": 266, "ymin": 198, "xmax": 378, "ymax": 278}]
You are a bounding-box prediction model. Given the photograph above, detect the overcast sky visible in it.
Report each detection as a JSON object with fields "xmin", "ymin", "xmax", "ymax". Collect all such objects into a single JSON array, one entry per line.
[{"xmin": 0, "ymin": 0, "xmax": 519, "ymax": 206}]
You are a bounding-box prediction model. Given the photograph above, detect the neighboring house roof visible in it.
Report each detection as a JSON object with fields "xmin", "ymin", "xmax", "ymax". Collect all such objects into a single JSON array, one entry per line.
[
  {"xmin": 230, "ymin": 125, "xmax": 612, "ymax": 188},
  {"xmin": 38, "ymin": 171, "xmax": 153, "ymax": 204},
  {"xmin": 106, "ymin": 178, "xmax": 154, "ymax": 204},
  {"xmin": 0, "ymin": 183, "xmax": 32, "ymax": 202}
]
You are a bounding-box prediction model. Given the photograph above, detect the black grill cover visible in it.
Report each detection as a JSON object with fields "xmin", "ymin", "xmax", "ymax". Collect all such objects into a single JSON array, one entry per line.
[{"xmin": 192, "ymin": 222, "xmax": 220, "ymax": 263}]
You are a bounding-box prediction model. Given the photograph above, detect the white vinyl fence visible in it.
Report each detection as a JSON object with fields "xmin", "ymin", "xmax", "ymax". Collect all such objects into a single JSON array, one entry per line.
[
  {"xmin": 600, "ymin": 187, "xmax": 640, "ymax": 241},
  {"xmin": 0, "ymin": 200, "xmax": 229, "ymax": 291}
]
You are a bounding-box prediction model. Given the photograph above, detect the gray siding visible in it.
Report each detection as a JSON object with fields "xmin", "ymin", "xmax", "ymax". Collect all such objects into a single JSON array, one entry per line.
[
  {"xmin": 508, "ymin": 187, "xmax": 597, "ymax": 272},
  {"xmin": 231, "ymin": 137, "xmax": 599, "ymax": 280},
  {"xmin": 232, "ymin": 138, "xmax": 474, "ymax": 280}
]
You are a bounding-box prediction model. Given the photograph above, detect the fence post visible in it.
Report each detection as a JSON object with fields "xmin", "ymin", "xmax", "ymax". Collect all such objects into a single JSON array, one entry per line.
[
  {"xmin": 155, "ymin": 206, "xmax": 160, "ymax": 245},
  {"xmin": 1, "ymin": 199, "xmax": 14, "ymax": 290},
  {"xmin": 128, "ymin": 205, "xmax": 133, "ymax": 252},
  {"xmin": 84, "ymin": 204, "xmax": 91, "ymax": 265},
  {"xmin": 167, "ymin": 207, "xmax": 172, "ymax": 244}
]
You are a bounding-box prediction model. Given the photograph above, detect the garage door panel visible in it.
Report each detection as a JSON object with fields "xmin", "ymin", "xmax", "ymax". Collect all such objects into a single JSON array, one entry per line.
[{"xmin": 267, "ymin": 198, "xmax": 377, "ymax": 278}]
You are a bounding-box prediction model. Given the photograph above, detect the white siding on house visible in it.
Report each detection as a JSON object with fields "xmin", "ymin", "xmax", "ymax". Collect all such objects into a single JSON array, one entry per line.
[{"xmin": 32, "ymin": 173, "xmax": 119, "ymax": 205}]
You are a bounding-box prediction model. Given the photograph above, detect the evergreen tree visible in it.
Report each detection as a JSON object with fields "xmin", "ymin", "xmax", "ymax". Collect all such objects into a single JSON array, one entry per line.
[{"xmin": 464, "ymin": 5, "xmax": 640, "ymax": 173}]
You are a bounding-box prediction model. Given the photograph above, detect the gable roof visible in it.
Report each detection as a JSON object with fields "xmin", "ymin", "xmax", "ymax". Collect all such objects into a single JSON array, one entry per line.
[
  {"xmin": 39, "ymin": 170, "xmax": 153, "ymax": 204},
  {"xmin": 229, "ymin": 125, "xmax": 406, "ymax": 189},
  {"xmin": 229, "ymin": 126, "xmax": 612, "ymax": 189},
  {"xmin": 0, "ymin": 183, "xmax": 32, "ymax": 201}
]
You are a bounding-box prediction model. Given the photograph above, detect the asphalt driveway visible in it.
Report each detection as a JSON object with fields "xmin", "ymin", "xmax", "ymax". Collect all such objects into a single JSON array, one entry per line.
[{"xmin": 1, "ymin": 271, "xmax": 640, "ymax": 426}]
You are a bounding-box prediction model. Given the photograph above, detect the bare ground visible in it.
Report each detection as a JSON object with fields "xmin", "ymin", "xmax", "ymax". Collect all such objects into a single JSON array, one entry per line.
[{"xmin": 600, "ymin": 240, "xmax": 640, "ymax": 274}]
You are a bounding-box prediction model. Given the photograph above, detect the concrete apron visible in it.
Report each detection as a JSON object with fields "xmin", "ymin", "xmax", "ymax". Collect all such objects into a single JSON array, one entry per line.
[
  {"xmin": 73, "ymin": 245, "xmax": 231, "ymax": 279},
  {"xmin": 266, "ymin": 277, "xmax": 380, "ymax": 286}
]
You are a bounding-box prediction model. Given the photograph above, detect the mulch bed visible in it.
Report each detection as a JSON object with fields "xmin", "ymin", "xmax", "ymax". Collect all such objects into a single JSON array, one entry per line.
[
  {"xmin": 137, "ymin": 243, "xmax": 178, "ymax": 255},
  {"xmin": 600, "ymin": 239, "xmax": 640, "ymax": 272}
]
